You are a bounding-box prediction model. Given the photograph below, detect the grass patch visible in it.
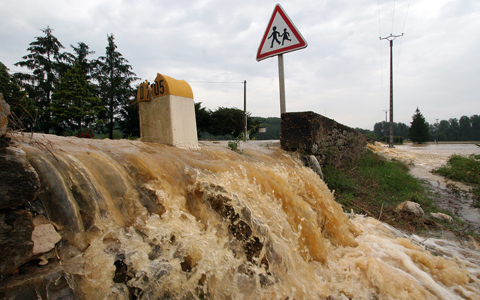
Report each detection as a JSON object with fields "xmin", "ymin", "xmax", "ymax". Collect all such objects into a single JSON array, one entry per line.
[
  {"xmin": 325, "ymin": 149, "xmax": 433, "ymax": 211},
  {"xmin": 323, "ymin": 149, "xmax": 437, "ymax": 233},
  {"xmin": 432, "ymin": 154, "xmax": 480, "ymax": 207}
]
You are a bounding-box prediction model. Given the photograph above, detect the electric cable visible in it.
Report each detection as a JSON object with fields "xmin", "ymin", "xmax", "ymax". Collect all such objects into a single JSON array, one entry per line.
[
  {"xmin": 394, "ymin": 0, "xmax": 410, "ymax": 85},
  {"xmin": 188, "ymin": 81, "xmax": 243, "ymax": 84},
  {"xmin": 391, "ymin": 0, "xmax": 396, "ymax": 34},
  {"xmin": 378, "ymin": 0, "xmax": 386, "ymax": 114}
]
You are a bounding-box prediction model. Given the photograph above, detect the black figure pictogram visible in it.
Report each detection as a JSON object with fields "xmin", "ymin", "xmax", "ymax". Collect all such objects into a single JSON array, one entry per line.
[
  {"xmin": 281, "ymin": 28, "xmax": 291, "ymax": 45},
  {"xmin": 268, "ymin": 26, "xmax": 282, "ymax": 48}
]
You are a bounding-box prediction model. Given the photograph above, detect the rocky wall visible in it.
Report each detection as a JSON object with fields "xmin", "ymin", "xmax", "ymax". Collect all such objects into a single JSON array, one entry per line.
[
  {"xmin": 0, "ymin": 95, "xmax": 75, "ymax": 298},
  {"xmin": 280, "ymin": 111, "xmax": 367, "ymax": 168}
]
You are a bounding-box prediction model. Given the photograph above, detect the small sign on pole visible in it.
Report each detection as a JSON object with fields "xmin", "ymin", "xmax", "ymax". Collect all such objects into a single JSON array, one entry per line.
[{"xmin": 256, "ymin": 4, "xmax": 307, "ymax": 114}]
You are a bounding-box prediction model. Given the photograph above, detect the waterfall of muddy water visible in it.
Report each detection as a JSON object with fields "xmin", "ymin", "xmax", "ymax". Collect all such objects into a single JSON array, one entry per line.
[{"xmin": 14, "ymin": 135, "xmax": 480, "ymax": 299}]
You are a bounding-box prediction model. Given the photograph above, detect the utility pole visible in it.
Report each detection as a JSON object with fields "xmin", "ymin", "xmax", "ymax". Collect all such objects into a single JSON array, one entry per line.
[
  {"xmin": 383, "ymin": 109, "xmax": 388, "ymax": 144},
  {"xmin": 380, "ymin": 33, "xmax": 403, "ymax": 148},
  {"xmin": 436, "ymin": 118, "xmax": 439, "ymax": 144},
  {"xmin": 244, "ymin": 80, "xmax": 247, "ymax": 140}
]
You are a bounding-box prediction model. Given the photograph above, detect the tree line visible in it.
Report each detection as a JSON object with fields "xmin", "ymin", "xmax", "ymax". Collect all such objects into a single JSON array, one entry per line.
[
  {"xmin": 3, "ymin": 28, "xmax": 477, "ymax": 143},
  {"xmin": 2, "ymin": 26, "xmax": 138, "ymax": 139},
  {"xmin": 2, "ymin": 27, "xmax": 267, "ymax": 140},
  {"xmin": 363, "ymin": 109, "xmax": 480, "ymax": 143},
  {"xmin": 195, "ymin": 103, "xmax": 262, "ymax": 140}
]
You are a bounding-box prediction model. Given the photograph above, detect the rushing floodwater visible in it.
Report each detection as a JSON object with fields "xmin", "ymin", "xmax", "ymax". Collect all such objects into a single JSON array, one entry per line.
[
  {"xmin": 8, "ymin": 135, "xmax": 480, "ymax": 299},
  {"xmin": 395, "ymin": 143, "xmax": 480, "ymax": 169}
]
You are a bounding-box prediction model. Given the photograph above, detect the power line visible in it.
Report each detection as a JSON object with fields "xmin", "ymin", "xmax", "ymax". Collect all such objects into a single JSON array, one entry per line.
[
  {"xmin": 188, "ymin": 81, "xmax": 244, "ymax": 84},
  {"xmin": 394, "ymin": 0, "xmax": 411, "ymax": 85},
  {"xmin": 377, "ymin": 0, "xmax": 385, "ymax": 111},
  {"xmin": 391, "ymin": 0, "xmax": 396, "ymax": 34},
  {"xmin": 401, "ymin": 0, "xmax": 411, "ymax": 34}
]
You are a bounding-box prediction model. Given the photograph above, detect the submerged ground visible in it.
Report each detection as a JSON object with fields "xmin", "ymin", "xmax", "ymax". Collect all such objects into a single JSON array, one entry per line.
[{"xmin": 371, "ymin": 142, "xmax": 480, "ymax": 239}]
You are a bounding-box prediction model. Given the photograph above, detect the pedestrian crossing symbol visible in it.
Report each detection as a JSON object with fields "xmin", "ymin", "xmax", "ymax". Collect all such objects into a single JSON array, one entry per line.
[{"xmin": 256, "ymin": 4, "xmax": 308, "ymax": 61}]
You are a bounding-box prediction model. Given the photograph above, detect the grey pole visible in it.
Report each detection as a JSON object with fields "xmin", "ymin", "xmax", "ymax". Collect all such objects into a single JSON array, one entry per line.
[
  {"xmin": 380, "ymin": 33, "xmax": 403, "ymax": 148},
  {"xmin": 278, "ymin": 54, "xmax": 286, "ymax": 114},
  {"xmin": 244, "ymin": 80, "xmax": 247, "ymax": 140},
  {"xmin": 389, "ymin": 39, "xmax": 394, "ymax": 148},
  {"xmin": 383, "ymin": 109, "xmax": 388, "ymax": 144}
]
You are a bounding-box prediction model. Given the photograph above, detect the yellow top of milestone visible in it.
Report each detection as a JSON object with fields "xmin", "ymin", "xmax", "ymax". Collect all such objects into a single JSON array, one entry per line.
[{"xmin": 137, "ymin": 73, "xmax": 193, "ymax": 102}]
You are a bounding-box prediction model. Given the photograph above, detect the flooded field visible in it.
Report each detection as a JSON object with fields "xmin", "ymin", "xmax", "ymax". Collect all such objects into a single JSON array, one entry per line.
[
  {"xmin": 395, "ymin": 143, "xmax": 480, "ymax": 170},
  {"xmin": 371, "ymin": 142, "xmax": 480, "ymax": 230}
]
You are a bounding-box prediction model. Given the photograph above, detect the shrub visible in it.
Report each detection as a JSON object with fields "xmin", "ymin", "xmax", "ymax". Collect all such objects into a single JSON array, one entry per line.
[{"xmin": 76, "ymin": 128, "xmax": 95, "ymax": 138}]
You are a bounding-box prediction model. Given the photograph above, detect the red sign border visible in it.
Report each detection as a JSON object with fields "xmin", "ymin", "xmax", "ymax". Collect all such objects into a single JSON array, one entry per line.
[{"xmin": 256, "ymin": 4, "xmax": 308, "ymax": 61}]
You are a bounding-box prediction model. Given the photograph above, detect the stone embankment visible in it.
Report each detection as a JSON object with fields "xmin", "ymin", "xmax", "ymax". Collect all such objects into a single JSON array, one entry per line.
[
  {"xmin": 281, "ymin": 111, "xmax": 367, "ymax": 170},
  {"xmin": 1, "ymin": 94, "xmax": 74, "ymax": 298}
]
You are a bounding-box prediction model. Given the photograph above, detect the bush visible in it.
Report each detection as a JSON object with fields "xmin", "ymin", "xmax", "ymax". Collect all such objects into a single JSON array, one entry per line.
[{"xmin": 76, "ymin": 128, "xmax": 95, "ymax": 138}]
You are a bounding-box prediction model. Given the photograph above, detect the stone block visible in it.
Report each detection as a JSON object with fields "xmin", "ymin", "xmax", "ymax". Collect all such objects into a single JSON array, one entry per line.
[
  {"xmin": 0, "ymin": 144, "xmax": 40, "ymax": 209},
  {"xmin": 138, "ymin": 74, "xmax": 198, "ymax": 148},
  {"xmin": 280, "ymin": 111, "xmax": 366, "ymax": 167},
  {"xmin": 0, "ymin": 210, "xmax": 34, "ymax": 275}
]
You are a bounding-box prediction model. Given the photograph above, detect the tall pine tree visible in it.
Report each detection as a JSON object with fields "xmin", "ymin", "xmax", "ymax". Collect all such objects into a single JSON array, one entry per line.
[
  {"xmin": 51, "ymin": 62, "xmax": 104, "ymax": 134},
  {"xmin": 97, "ymin": 34, "xmax": 137, "ymax": 139},
  {"xmin": 14, "ymin": 26, "xmax": 71, "ymax": 133},
  {"xmin": 409, "ymin": 107, "xmax": 429, "ymax": 144},
  {"xmin": 70, "ymin": 42, "xmax": 96, "ymax": 79}
]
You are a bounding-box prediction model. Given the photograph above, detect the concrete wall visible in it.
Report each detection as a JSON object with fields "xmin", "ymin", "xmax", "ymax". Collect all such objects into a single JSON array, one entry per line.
[{"xmin": 280, "ymin": 111, "xmax": 366, "ymax": 167}]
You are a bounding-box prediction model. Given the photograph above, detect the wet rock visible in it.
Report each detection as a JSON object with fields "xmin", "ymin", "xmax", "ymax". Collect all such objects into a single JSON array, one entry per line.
[
  {"xmin": 31, "ymin": 217, "xmax": 62, "ymax": 255},
  {"xmin": 113, "ymin": 260, "xmax": 130, "ymax": 284},
  {"xmin": 302, "ymin": 155, "xmax": 324, "ymax": 180},
  {"xmin": 39, "ymin": 271, "xmax": 80, "ymax": 300},
  {"xmin": 0, "ymin": 93, "xmax": 9, "ymax": 137},
  {"xmin": 0, "ymin": 143, "xmax": 40, "ymax": 209},
  {"xmin": 0, "ymin": 268, "xmax": 80, "ymax": 300},
  {"xmin": 430, "ymin": 212, "xmax": 453, "ymax": 223},
  {"xmin": 0, "ymin": 210, "xmax": 34, "ymax": 275},
  {"xmin": 396, "ymin": 201, "xmax": 424, "ymax": 217},
  {"xmin": 188, "ymin": 182, "xmax": 267, "ymax": 266}
]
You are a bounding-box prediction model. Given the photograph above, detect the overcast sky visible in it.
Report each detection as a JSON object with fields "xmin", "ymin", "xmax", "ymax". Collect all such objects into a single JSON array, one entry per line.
[{"xmin": 1, "ymin": 0, "xmax": 478, "ymax": 130}]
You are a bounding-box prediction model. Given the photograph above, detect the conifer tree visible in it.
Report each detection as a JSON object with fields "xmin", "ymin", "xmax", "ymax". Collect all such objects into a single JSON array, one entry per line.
[
  {"xmin": 409, "ymin": 107, "xmax": 429, "ymax": 144},
  {"xmin": 14, "ymin": 26, "xmax": 71, "ymax": 133},
  {"xmin": 51, "ymin": 62, "xmax": 103, "ymax": 134},
  {"xmin": 96, "ymin": 34, "xmax": 137, "ymax": 139},
  {"xmin": 70, "ymin": 42, "xmax": 96, "ymax": 79}
]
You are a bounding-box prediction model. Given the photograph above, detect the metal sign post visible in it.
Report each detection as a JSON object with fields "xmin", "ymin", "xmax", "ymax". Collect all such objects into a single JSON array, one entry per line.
[
  {"xmin": 257, "ymin": 4, "xmax": 307, "ymax": 115},
  {"xmin": 278, "ymin": 54, "xmax": 286, "ymax": 114},
  {"xmin": 243, "ymin": 80, "xmax": 247, "ymax": 138}
]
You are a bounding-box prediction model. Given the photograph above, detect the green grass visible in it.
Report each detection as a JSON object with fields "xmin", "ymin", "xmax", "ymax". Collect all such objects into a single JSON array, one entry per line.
[
  {"xmin": 322, "ymin": 149, "xmax": 479, "ymax": 239},
  {"xmin": 323, "ymin": 149, "xmax": 434, "ymax": 213},
  {"xmin": 432, "ymin": 154, "xmax": 480, "ymax": 207}
]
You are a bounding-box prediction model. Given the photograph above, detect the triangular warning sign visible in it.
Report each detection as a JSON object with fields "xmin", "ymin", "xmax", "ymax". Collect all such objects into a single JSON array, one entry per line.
[{"xmin": 256, "ymin": 4, "xmax": 308, "ymax": 61}]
